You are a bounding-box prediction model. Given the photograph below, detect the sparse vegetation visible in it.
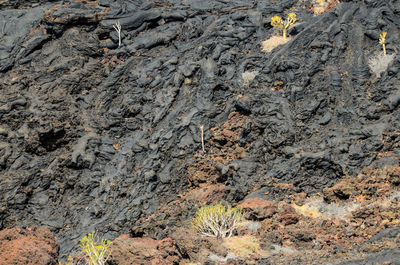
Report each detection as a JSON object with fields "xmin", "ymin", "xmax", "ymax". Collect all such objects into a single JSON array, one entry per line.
[
  {"xmin": 223, "ymin": 236, "xmax": 265, "ymax": 257},
  {"xmin": 379, "ymin": 32, "xmax": 387, "ymax": 55},
  {"xmin": 79, "ymin": 232, "xmax": 112, "ymax": 265},
  {"xmin": 191, "ymin": 203, "xmax": 243, "ymax": 238},
  {"xmin": 271, "ymin": 13, "xmax": 296, "ymax": 40},
  {"xmin": 242, "ymin": 71, "xmax": 259, "ymax": 87},
  {"xmin": 261, "ymin": 35, "xmax": 290, "ymax": 53},
  {"xmin": 200, "ymin": 125, "xmax": 205, "ymax": 152},
  {"xmin": 113, "ymin": 20, "xmax": 122, "ymax": 47},
  {"xmin": 368, "ymin": 53, "xmax": 394, "ymax": 78},
  {"xmin": 58, "ymin": 256, "xmax": 73, "ymax": 265},
  {"xmin": 369, "ymin": 32, "xmax": 393, "ymax": 78},
  {"xmin": 262, "ymin": 13, "xmax": 296, "ymax": 53}
]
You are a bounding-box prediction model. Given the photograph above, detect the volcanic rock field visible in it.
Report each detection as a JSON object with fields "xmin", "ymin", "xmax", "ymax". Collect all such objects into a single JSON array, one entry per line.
[{"xmin": 0, "ymin": 0, "xmax": 399, "ymax": 264}]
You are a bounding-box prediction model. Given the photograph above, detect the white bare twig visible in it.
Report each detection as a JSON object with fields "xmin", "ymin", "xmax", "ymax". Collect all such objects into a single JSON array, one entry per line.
[
  {"xmin": 200, "ymin": 125, "xmax": 205, "ymax": 152},
  {"xmin": 113, "ymin": 20, "xmax": 122, "ymax": 48}
]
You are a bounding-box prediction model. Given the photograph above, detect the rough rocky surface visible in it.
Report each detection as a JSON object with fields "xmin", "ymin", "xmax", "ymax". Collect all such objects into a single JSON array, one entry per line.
[
  {"xmin": 1, "ymin": 0, "xmax": 400, "ymax": 264},
  {"xmin": 108, "ymin": 234, "xmax": 179, "ymax": 265},
  {"xmin": 0, "ymin": 227, "xmax": 59, "ymax": 265}
]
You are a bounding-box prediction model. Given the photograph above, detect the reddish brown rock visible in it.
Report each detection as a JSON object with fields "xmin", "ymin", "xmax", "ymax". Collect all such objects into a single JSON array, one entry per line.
[
  {"xmin": 323, "ymin": 180, "xmax": 355, "ymax": 202},
  {"xmin": 279, "ymin": 204, "xmax": 299, "ymax": 225},
  {"xmin": 185, "ymin": 183, "xmax": 226, "ymax": 204},
  {"xmin": 238, "ymin": 198, "xmax": 278, "ymax": 220},
  {"xmin": 0, "ymin": 227, "xmax": 59, "ymax": 265},
  {"xmin": 387, "ymin": 166, "xmax": 400, "ymax": 185},
  {"xmin": 108, "ymin": 235, "xmax": 179, "ymax": 265},
  {"xmin": 172, "ymin": 227, "xmax": 227, "ymax": 264}
]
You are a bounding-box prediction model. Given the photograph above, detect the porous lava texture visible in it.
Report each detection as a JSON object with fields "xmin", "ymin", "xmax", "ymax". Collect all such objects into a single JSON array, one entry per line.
[
  {"xmin": 1, "ymin": 0, "xmax": 399, "ymax": 264},
  {"xmin": 0, "ymin": 227, "xmax": 59, "ymax": 265}
]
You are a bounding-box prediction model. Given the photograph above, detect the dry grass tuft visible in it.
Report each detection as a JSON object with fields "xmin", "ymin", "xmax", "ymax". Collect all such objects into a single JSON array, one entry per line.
[
  {"xmin": 368, "ymin": 52, "xmax": 395, "ymax": 78},
  {"xmin": 292, "ymin": 198, "xmax": 358, "ymax": 220},
  {"xmin": 223, "ymin": 236, "xmax": 267, "ymax": 257},
  {"xmin": 261, "ymin": 36, "xmax": 290, "ymax": 53},
  {"xmin": 242, "ymin": 71, "xmax": 259, "ymax": 87}
]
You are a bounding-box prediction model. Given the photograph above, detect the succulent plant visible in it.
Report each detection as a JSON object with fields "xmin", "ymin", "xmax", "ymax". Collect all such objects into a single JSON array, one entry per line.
[
  {"xmin": 191, "ymin": 203, "xmax": 243, "ymax": 238},
  {"xmin": 271, "ymin": 13, "xmax": 296, "ymax": 39},
  {"xmin": 79, "ymin": 232, "xmax": 112, "ymax": 265}
]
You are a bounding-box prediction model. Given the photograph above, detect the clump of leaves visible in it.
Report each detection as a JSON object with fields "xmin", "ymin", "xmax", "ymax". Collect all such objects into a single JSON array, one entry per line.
[
  {"xmin": 79, "ymin": 232, "xmax": 112, "ymax": 265},
  {"xmin": 271, "ymin": 13, "xmax": 296, "ymax": 39},
  {"xmin": 191, "ymin": 203, "xmax": 243, "ymax": 238}
]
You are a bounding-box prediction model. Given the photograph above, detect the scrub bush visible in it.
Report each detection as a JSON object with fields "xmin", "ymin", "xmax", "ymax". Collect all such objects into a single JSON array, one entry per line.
[
  {"xmin": 191, "ymin": 203, "xmax": 243, "ymax": 238},
  {"xmin": 271, "ymin": 13, "xmax": 296, "ymax": 40},
  {"xmin": 79, "ymin": 232, "xmax": 112, "ymax": 265}
]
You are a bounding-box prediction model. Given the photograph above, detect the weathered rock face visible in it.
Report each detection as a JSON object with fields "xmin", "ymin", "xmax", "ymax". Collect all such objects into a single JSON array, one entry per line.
[
  {"xmin": 0, "ymin": 0, "xmax": 399, "ymax": 262},
  {"xmin": 0, "ymin": 227, "xmax": 59, "ymax": 265},
  {"xmin": 108, "ymin": 234, "xmax": 179, "ymax": 265}
]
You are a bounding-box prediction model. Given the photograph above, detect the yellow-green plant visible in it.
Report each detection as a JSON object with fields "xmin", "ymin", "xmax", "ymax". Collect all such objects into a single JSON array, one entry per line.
[
  {"xmin": 271, "ymin": 13, "xmax": 296, "ymax": 40},
  {"xmin": 58, "ymin": 256, "xmax": 73, "ymax": 265},
  {"xmin": 379, "ymin": 32, "xmax": 387, "ymax": 55},
  {"xmin": 79, "ymin": 232, "xmax": 112, "ymax": 265},
  {"xmin": 191, "ymin": 203, "xmax": 243, "ymax": 238}
]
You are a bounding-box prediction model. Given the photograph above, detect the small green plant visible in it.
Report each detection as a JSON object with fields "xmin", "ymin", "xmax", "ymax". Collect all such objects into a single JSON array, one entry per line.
[
  {"xmin": 379, "ymin": 32, "xmax": 387, "ymax": 55},
  {"xmin": 191, "ymin": 202, "xmax": 243, "ymax": 238},
  {"xmin": 271, "ymin": 13, "xmax": 296, "ymax": 40},
  {"xmin": 58, "ymin": 256, "xmax": 73, "ymax": 265},
  {"xmin": 79, "ymin": 232, "xmax": 112, "ymax": 265}
]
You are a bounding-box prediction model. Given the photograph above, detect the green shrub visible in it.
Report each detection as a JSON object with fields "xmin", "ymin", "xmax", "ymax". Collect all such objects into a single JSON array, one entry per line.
[
  {"xmin": 191, "ymin": 203, "xmax": 243, "ymax": 238},
  {"xmin": 271, "ymin": 13, "xmax": 296, "ymax": 40},
  {"xmin": 79, "ymin": 232, "xmax": 112, "ymax": 265}
]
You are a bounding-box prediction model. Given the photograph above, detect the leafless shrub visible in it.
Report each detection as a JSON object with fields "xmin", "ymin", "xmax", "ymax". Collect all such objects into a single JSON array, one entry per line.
[{"xmin": 113, "ymin": 21, "xmax": 121, "ymax": 47}]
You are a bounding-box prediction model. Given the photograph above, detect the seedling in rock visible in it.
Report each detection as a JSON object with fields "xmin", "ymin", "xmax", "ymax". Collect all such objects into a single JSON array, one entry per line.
[
  {"xmin": 271, "ymin": 13, "xmax": 296, "ymax": 40},
  {"xmin": 379, "ymin": 32, "xmax": 387, "ymax": 55},
  {"xmin": 200, "ymin": 124, "xmax": 205, "ymax": 152},
  {"xmin": 113, "ymin": 20, "xmax": 122, "ymax": 48}
]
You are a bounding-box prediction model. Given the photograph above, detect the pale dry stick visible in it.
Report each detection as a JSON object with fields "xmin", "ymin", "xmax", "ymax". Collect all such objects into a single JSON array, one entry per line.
[
  {"xmin": 200, "ymin": 125, "xmax": 205, "ymax": 152},
  {"xmin": 113, "ymin": 21, "xmax": 122, "ymax": 48}
]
